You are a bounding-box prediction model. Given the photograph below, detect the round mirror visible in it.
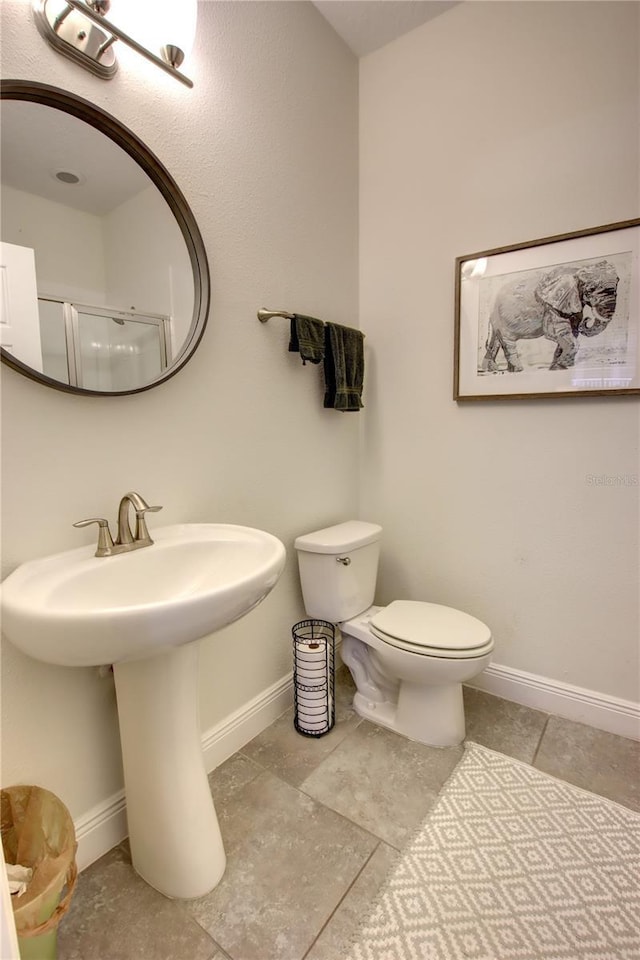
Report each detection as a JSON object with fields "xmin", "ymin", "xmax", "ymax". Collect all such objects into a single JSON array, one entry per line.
[{"xmin": 0, "ymin": 81, "xmax": 210, "ymax": 395}]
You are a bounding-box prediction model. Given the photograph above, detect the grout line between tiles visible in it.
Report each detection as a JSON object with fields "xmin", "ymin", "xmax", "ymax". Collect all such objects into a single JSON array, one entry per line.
[
  {"xmin": 202, "ymin": 928, "xmax": 232, "ymax": 960},
  {"xmin": 296, "ymin": 781, "xmax": 405, "ymax": 852},
  {"xmin": 238, "ymin": 709, "xmax": 364, "ymax": 789},
  {"xmin": 530, "ymin": 713, "xmax": 551, "ymax": 767},
  {"xmin": 187, "ymin": 905, "xmax": 235, "ymax": 959},
  {"xmin": 209, "ymin": 943, "xmax": 233, "ymax": 960},
  {"xmin": 300, "ymin": 840, "xmax": 382, "ymax": 960}
]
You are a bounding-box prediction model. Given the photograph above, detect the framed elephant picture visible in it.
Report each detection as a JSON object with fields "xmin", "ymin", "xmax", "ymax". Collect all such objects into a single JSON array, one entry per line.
[{"xmin": 454, "ymin": 218, "xmax": 640, "ymax": 400}]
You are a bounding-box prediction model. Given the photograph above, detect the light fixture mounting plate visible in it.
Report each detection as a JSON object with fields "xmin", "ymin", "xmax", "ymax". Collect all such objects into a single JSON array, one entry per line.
[{"xmin": 34, "ymin": 0, "xmax": 118, "ymax": 80}]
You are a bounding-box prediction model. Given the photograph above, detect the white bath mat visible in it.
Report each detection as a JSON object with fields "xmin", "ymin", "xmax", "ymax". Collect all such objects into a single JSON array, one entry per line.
[{"xmin": 347, "ymin": 743, "xmax": 640, "ymax": 960}]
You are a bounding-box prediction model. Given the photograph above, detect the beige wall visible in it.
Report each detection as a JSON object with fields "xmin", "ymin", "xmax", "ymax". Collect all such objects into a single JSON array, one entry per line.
[
  {"xmin": 359, "ymin": 1, "xmax": 639, "ymax": 701},
  {"xmin": 1, "ymin": 2, "xmax": 359, "ymax": 818}
]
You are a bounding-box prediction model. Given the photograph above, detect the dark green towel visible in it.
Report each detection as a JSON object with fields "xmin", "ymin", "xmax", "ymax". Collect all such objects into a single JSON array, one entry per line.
[
  {"xmin": 323, "ymin": 322, "xmax": 364, "ymax": 412},
  {"xmin": 288, "ymin": 314, "xmax": 325, "ymax": 365}
]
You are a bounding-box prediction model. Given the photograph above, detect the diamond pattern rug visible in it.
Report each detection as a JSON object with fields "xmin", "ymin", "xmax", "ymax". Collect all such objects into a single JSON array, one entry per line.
[{"xmin": 347, "ymin": 743, "xmax": 640, "ymax": 960}]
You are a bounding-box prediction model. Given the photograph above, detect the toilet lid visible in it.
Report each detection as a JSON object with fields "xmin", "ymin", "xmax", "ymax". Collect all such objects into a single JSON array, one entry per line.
[{"xmin": 370, "ymin": 601, "xmax": 492, "ymax": 658}]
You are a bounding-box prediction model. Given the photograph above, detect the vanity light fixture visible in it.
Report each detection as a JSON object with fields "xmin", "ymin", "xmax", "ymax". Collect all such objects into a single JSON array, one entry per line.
[{"xmin": 34, "ymin": 0, "xmax": 196, "ymax": 88}]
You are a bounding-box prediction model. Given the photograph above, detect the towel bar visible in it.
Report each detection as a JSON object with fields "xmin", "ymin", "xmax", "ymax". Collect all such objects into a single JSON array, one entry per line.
[
  {"xmin": 257, "ymin": 308, "xmax": 295, "ymax": 323},
  {"xmin": 258, "ymin": 309, "xmax": 365, "ymax": 340}
]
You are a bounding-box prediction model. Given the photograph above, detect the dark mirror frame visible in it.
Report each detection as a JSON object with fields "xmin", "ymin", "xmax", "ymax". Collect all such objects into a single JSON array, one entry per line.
[{"xmin": 0, "ymin": 80, "xmax": 210, "ymax": 396}]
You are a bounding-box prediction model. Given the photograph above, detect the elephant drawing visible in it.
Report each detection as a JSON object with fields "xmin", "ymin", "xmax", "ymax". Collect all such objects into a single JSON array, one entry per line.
[{"xmin": 481, "ymin": 259, "xmax": 619, "ymax": 372}]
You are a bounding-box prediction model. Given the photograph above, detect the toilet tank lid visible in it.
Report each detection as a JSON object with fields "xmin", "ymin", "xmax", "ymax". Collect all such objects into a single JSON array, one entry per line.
[{"xmin": 294, "ymin": 521, "xmax": 382, "ymax": 554}]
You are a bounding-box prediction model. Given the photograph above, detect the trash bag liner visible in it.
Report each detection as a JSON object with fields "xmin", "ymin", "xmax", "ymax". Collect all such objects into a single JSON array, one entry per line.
[{"xmin": 1, "ymin": 785, "xmax": 77, "ymax": 946}]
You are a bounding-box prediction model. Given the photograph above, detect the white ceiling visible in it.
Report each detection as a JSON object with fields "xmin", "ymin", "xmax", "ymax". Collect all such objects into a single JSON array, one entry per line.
[
  {"xmin": 310, "ymin": 0, "xmax": 459, "ymax": 57},
  {"xmin": 1, "ymin": 101, "xmax": 149, "ymax": 216}
]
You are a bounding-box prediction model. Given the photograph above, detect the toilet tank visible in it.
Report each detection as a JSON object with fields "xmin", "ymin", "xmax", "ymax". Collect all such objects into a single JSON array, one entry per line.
[{"xmin": 294, "ymin": 521, "xmax": 382, "ymax": 622}]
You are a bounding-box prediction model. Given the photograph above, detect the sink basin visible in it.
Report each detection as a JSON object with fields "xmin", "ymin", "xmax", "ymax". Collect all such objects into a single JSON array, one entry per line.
[
  {"xmin": 1, "ymin": 521, "xmax": 286, "ymax": 900},
  {"xmin": 1, "ymin": 523, "xmax": 286, "ymax": 667}
]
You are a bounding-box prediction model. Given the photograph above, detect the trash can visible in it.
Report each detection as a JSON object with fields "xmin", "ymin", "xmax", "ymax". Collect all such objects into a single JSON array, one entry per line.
[
  {"xmin": 1, "ymin": 786, "xmax": 77, "ymax": 960},
  {"xmin": 292, "ymin": 619, "xmax": 335, "ymax": 737}
]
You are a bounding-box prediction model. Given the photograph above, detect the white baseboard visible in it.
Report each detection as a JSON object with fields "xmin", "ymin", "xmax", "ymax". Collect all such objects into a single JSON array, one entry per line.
[
  {"xmin": 74, "ymin": 673, "xmax": 294, "ymax": 872},
  {"xmin": 470, "ymin": 662, "xmax": 640, "ymax": 742},
  {"xmin": 74, "ymin": 791, "xmax": 127, "ymax": 873},
  {"xmin": 200, "ymin": 672, "xmax": 294, "ymax": 771}
]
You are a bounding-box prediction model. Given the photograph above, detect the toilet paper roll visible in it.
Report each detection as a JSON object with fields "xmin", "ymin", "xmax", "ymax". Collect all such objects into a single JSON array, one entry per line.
[{"xmin": 295, "ymin": 643, "xmax": 328, "ymax": 687}]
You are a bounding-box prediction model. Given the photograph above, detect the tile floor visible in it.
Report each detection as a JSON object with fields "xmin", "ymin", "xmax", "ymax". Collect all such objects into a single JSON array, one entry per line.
[{"xmin": 57, "ymin": 667, "xmax": 640, "ymax": 960}]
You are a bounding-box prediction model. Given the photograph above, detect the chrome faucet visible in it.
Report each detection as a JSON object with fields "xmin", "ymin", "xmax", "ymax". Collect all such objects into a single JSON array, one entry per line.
[{"xmin": 74, "ymin": 491, "xmax": 162, "ymax": 557}]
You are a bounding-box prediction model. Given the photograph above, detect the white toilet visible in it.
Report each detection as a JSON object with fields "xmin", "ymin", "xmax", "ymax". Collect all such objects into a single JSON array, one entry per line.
[{"xmin": 294, "ymin": 521, "xmax": 493, "ymax": 747}]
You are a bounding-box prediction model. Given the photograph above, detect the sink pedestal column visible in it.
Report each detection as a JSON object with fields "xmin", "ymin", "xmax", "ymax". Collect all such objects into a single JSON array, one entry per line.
[{"xmin": 113, "ymin": 642, "xmax": 226, "ymax": 899}]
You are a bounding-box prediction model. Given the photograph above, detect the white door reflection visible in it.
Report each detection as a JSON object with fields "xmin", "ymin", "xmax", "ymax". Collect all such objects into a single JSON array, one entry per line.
[{"xmin": 0, "ymin": 241, "xmax": 43, "ymax": 371}]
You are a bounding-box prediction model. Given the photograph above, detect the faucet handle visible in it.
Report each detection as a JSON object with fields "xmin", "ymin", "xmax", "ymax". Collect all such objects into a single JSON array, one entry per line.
[
  {"xmin": 73, "ymin": 517, "xmax": 115, "ymax": 557},
  {"xmin": 133, "ymin": 501, "xmax": 162, "ymax": 544}
]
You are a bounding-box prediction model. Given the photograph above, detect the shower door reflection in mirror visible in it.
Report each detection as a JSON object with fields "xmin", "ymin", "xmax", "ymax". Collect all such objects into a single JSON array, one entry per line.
[{"xmin": 38, "ymin": 296, "xmax": 170, "ymax": 391}]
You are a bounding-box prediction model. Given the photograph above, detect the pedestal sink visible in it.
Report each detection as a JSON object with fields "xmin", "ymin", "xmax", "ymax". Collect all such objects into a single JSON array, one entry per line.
[{"xmin": 1, "ymin": 523, "xmax": 286, "ymax": 899}]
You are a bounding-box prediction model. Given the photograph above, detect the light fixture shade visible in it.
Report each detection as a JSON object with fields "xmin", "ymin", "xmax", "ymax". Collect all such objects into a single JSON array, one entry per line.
[
  {"xmin": 105, "ymin": 0, "xmax": 149, "ymax": 47},
  {"xmin": 159, "ymin": 0, "xmax": 197, "ymax": 63},
  {"xmin": 115, "ymin": 0, "xmax": 197, "ymax": 65}
]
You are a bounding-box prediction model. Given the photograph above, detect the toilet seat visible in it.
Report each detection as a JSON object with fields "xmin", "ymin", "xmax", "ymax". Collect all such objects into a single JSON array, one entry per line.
[{"xmin": 369, "ymin": 600, "xmax": 493, "ymax": 660}]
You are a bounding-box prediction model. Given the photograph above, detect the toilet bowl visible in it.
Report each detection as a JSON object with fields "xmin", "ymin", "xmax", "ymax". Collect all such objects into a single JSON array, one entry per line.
[{"xmin": 294, "ymin": 522, "xmax": 493, "ymax": 748}]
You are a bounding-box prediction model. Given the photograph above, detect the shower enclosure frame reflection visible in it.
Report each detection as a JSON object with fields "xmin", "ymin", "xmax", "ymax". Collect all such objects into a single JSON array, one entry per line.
[
  {"xmin": 0, "ymin": 80, "xmax": 210, "ymax": 397},
  {"xmin": 38, "ymin": 295, "xmax": 171, "ymax": 390}
]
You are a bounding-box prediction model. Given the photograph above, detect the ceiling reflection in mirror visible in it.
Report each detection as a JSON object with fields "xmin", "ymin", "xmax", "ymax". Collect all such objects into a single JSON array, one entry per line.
[{"xmin": 0, "ymin": 83, "xmax": 209, "ymax": 395}]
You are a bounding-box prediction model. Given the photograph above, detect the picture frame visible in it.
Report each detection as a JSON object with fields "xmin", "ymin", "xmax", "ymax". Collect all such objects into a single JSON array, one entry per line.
[{"xmin": 453, "ymin": 218, "xmax": 640, "ymax": 401}]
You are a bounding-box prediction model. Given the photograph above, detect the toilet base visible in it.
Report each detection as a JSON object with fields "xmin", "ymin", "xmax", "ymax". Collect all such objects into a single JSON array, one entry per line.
[{"xmin": 352, "ymin": 680, "xmax": 465, "ymax": 748}]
